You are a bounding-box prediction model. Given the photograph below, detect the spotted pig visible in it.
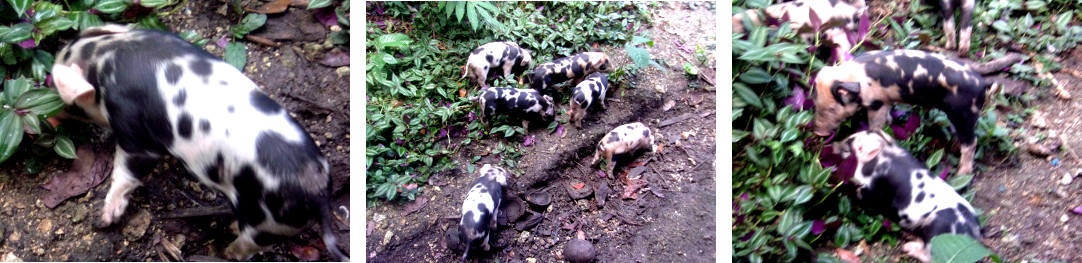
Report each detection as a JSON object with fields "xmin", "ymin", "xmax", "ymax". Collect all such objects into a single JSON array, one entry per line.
[
  {"xmin": 812, "ymin": 49, "xmax": 992, "ymax": 176},
  {"xmin": 51, "ymin": 25, "xmax": 347, "ymax": 261},
  {"xmin": 568, "ymin": 72, "xmax": 609, "ymax": 128},
  {"xmin": 462, "ymin": 41, "xmax": 533, "ymax": 89},
  {"xmin": 459, "ymin": 164, "xmax": 509, "ymax": 262},
  {"xmin": 529, "ymin": 52, "xmax": 614, "ymax": 92},
  {"xmin": 732, "ymin": 0, "xmax": 867, "ymax": 58},
  {"xmin": 591, "ymin": 122, "xmax": 657, "ymax": 181},
  {"xmin": 471, "ymin": 87, "xmax": 556, "ymax": 130},
  {"xmin": 834, "ymin": 130, "xmax": 981, "ymax": 263}
]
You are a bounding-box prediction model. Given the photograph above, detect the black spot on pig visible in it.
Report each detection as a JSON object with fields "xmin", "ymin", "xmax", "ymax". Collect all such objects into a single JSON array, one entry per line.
[
  {"xmin": 177, "ymin": 112, "xmax": 193, "ymax": 139},
  {"xmin": 251, "ymin": 91, "xmax": 283, "ymax": 115},
  {"xmin": 264, "ymin": 187, "xmax": 314, "ymax": 228},
  {"xmin": 227, "ymin": 105, "xmax": 235, "ymax": 113},
  {"xmin": 60, "ymin": 50, "xmax": 72, "ymax": 62},
  {"xmin": 607, "ymin": 132, "xmax": 620, "ymax": 143},
  {"xmin": 252, "ymin": 231, "xmax": 286, "ymax": 246},
  {"xmin": 190, "ymin": 59, "xmax": 212, "ymax": 77},
  {"xmin": 199, "ymin": 119, "xmax": 211, "ymax": 133},
  {"xmin": 486, "ymin": 54, "xmax": 494, "ymax": 63},
  {"xmin": 869, "ymin": 100, "xmax": 883, "ymax": 110},
  {"xmin": 220, "ymin": 80, "xmax": 228, "ymax": 86},
  {"xmin": 101, "ymin": 61, "xmax": 115, "ymax": 78},
  {"xmin": 125, "ymin": 155, "xmax": 159, "ymax": 179},
  {"xmin": 205, "ymin": 152, "xmax": 224, "ymax": 184},
  {"xmin": 165, "ymin": 64, "xmax": 183, "ymax": 85},
  {"xmin": 918, "ymin": 182, "xmax": 925, "ymax": 189},
  {"xmin": 255, "ymin": 131, "xmax": 323, "ymax": 179},
  {"xmin": 642, "ymin": 130, "xmax": 650, "ymax": 137},
  {"xmin": 233, "ymin": 165, "xmax": 266, "ymax": 226},
  {"xmin": 80, "ymin": 42, "xmax": 97, "ymax": 61},
  {"xmin": 173, "ymin": 89, "xmax": 187, "ymax": 106},
  {"xmin": 915, "ymin": 191, "xmax": 925, "ymax": 203}
]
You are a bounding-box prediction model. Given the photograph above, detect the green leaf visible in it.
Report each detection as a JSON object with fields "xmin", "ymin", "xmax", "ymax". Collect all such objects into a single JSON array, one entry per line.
[
  {"xmin": 7, "ymin": 0, "xmax": 30, "ymax": 18},
  {"xmin": 140, "ymin": 0, "xmax": 171, "ymax": 8},
  {"xmin": 224, "ymin": 42, "xmax": 247, "ymax": 71},
  {"xmin": 138, "ymin": 15, "xmax": 168, "ymax": 31},
  {"xmin": 0, "ymin": 23, "xmax": 33, "ymax": 44},
  {"xmin": 455, "ymin": 1, "xmax": 466, "ymax": 22},
  {"xmin": 71, "ymin": 12, "xmax": 104, "ymax": 30},
  {"xmin": 1056, "ymin": 13, "xmax": 1072, "ymax": 32},
  {"xmin": 740, "ymin": 67, "xmax": 772, "ymax": 84},
  {"xmin": 93, "ymin": 0, "xmax": 129, "ymax": 14},
  {"xmin": 625, "ymin": 46, "xmax": 651, "ymax": 69},
  {"xmin": 4, "ymin": 77, "xmax": 31, "ymax": 103},
  {"xmin": 54, "ymin": 134, "xmax": 76, "ymax": 159},
  {"xmin": 0, "ymin": 109, "xmax": 23, "ymax": 164},
  {"xmin": 790, "ymin": 185, "xmax": 813, "ymax": 205},
  {"xmin": 733, "ymin": 83, "xmax": 763, "ymax": 108},
  {"xmin": 925, "ymin": 148, "xmax": 944, "ymax": 168},
  {"xmin": 992, "ymin": 20, "xmax": 1011, "ymax": 33},
  {"xmin": 466, "ymin": 2, "xmax": 479, "ymax": 31},
  {"xmin": 947, "ymin": 174, "xmax": 974, "ymax": 191},
  {"xmin": 930, "ymin": 234, "xmax": 993, "ymax": 263},
  {"xmin": 14, "ymin": 89, "xmax": 65, "ymax": 117},
  {"xmin": 308, "ymin": 0, "xmax": 332, "ymax": 9},
  {"xmin": 375, "ymin": 33, "xmax": 412, "ymax": 50},
  {"xmin": 232, "ymin": 13, "xmax": 267, "ymax": 38}
]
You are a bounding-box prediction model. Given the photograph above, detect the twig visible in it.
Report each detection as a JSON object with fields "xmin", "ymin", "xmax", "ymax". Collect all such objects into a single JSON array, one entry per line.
[
  {"xmin": 158, "ymin": 205, "xmax": 232, "ymax": 219},
  {"xmin": 244, "ymin": 35, "xmax": 280, "ymax": 47}
]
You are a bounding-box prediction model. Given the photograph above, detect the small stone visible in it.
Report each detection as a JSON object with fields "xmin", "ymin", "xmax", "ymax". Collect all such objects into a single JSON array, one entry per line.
[
  {"xmin": 1061, "ymin": 173, "xmax": 1073, "ymax": 185},
  {"xmin": 654, "ymin": 85, "xmax": 666, "ymax": 94},
  {"xmin": 373, "ymin": 213, "xmax": 386, "ymax": 223},
  {"xmin": 336, "ymin": 67, "xmax": 350, "ymax": 78},
  {"xmin": 280, "ymin": 47, "xmax": 298, "ymax": 67},
  {"xmin": 382, "ymin": 230, "xmax": 393, "ymax": 245},
  {"xmin": 123, "ymin": 210, "xmax": 152, "ymax": 240},
  {"xmin": 1062, "ymin": 214, "xmax": 1071, "ymax": 223},
  {"xmin": 72, "ymin": 206, "xmax": 87, "ymax": 223},
  {"xmin": 2, "ymin": 252, "xmax": 22, "ymax": 262},
  {"xmin": 37, "ymin": 219, "xmax": 52, "ymax": 233},
  {"xmin": 304, "ymin": 43, "xmax": 324, "ymax": 54},
  {"xmin": 526, "ymin": 258, "xmax": 536, "ymax": 263}
]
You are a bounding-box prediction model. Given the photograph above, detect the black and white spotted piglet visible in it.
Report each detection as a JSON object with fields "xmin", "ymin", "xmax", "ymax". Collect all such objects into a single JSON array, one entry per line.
[
  {"xmin": 592, "ymin": 122, "xmax": 657, "ymax": 182},
  {"xmin": 834, "ymin": 130, "xmax": 981, "ymax": 263},
  {"xmin": 568, "ymin": 72, "xmax": 609, "ymax": 128},
  {"xmin": 530, "ymin": 51, "xmax": 614, "ymax": 92},
  {"xmin": 471, "ymin": 87, "xmax": 556, "ymax": 130},
  {"xmin": 462, "ymin": 41, "xmax": 533, "ymax": 89},
  {"xmin": 51, "ymin": 25, "xmax": 347, "ymax": 261},
  {"xmin": 459, "ymin": 164, "xmax": 509, "ymax": 262}
]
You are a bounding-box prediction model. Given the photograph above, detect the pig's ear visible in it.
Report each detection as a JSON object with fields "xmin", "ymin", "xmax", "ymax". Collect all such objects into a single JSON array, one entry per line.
[
  {"xmin": 832, "ymin": 137, "xmax": 854, "ymax": 158},
  {"xmin": 872, "ymin": 129, "xmax": 896, "ymax": 145},
  {"xmin": 52, "ymin": 64, "xmax": 95, "ymax": 105},
  {"xmin": 831, "ymin": 81, "xmax": 861, "ymax": 106},
  {"xmin": 853, "ymin": 135, "xmax": 883, "ymax": 163},
  {"xmin": 80, "ymin": 24, "xmax": 131, "ymax": 38}
]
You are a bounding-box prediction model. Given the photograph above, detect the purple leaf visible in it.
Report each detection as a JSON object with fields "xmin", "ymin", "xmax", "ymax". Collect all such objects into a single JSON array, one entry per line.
[
  {"xmin": 17, "ymin": 39, "xmax": 35, "ymax": 49},
  {"xmin": 596, "ymin": 170, "xmax": 606, "ymax": 178},
  {"xmin": 437, "ymin": 128, "xmax": 447, "ymax": 137},
  {"xmin": 741, "ymin": 192, "xmax": 749, "ymax": 200},
  {"xmin": 556, "ymin": 124, "xmax": 564, "ymax": 137},
  {"xmin": 783, "ymin": 86, "xmax": 810, "ymax": 111},
  {"xmin": 739, "ymin": 231, "xmax": 755, "ymax": 242},
  {"xmin": 1072, "ymin": 206, "xmax": 1082, "ymax": 215},
  {"xmin": 89, "ymin": 9, "xmax": 102, "ymax": 15},
  {"xmin": 939, "ymin": 166, "xmax": 950, "ymax": 180},
  {"xmin": 904, "ymin": 114, "xmax": 920, "ymax": 135},
  {"xmin": 396, "ymin": 139, "xmax": 404, "ymax": 145},
  {"xmin": 374, "ymin": 4, "xmax": 385, "ymax": 15},
  {"xmin": 45, "ymin": 74, "xmax": 52, "ymax": 87},
  {"xmin": 216, "ymin": 37, "xmax": 229, "ymax": 48},
  {"xmin": 809, "ymin": 9, "xmax": 822, "ymax": 32},
  {"xmin": 891, "ymin": 124, "xmax": 907, "ymax": 140},
  {"xmin": 468, "ymin": 112, "xmax": 476, "ymax": 122},
  {"xmin": 811, "ymin": 220, "xmax": 825, "ymax": 235},
  {"xmin": 883, "ymin": 220, "xmax": 892, "ymax": 229},
  {"xmin": 523, "ymin": 135, "xmax": 535, "ymax": 146},
  {"xmin": 315, "ymin": 7, "xmax": 338, "ymax": 27},
  {"xmin": 891, "ymin": 109, "xmax": 906, "ymax": 120},
  {"xmin": 858, "ymin": 11, "xmax": 870, "ymax": 42}
]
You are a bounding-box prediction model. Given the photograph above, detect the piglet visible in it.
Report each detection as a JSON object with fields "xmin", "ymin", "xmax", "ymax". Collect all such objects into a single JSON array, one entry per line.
[
  {"xmin": 834, "ymin": 130, "xmax": 982, "ymax": 263},
  {"xmin": 471, "ymin": 87, "xmax": 556, "ymax": 130},
  {"xmin": 51, "ymin": 24, "xmax": 347, "ymax": 261},
  {"xmin": 568, "ymin": 72, "xmax": 609, "ymax": 128},
  {"xmin": 530, "ymin": 51, "xmax": 614, "ymax": 92},
  {"xmin": 459, "ymin": 164, "xmax": 509, "ymax": 262},
  {"xmin": 591, "ymin": 122, "xmax": 657, "ymax": 182},
  {"xmin": 462, "ymin": 41, "xmax": 533, "ymax": 89}
]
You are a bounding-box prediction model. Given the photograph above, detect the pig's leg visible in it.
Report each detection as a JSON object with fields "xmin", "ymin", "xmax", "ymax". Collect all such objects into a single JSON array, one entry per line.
[
  {"xmin": 941, "ymin": 0, "xmax": 957, "ymax": 50},
  {"xmin": 948, "ymin": 107, "xmax": 979, "ymax": 175},
  {"xmin": 902, "ymin": 241, "xmax": 932, "ymax": 263},
  {"xmin": 867, "ymin": 104, "xmax": 891, "ymax": 131},
  {"xmin": 957, "ymin": 0, "xmax": 974, "ymax": 54},
  {"xmin": 225, "ymin": 226, "xmax": 274, "ymax": 261},
  {"xmin": 99, "ymin": 146, "xmax": 159, "ymax": 226}
]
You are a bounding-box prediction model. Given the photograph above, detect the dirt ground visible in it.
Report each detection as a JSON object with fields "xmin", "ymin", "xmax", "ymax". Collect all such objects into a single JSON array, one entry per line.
[
  {"xmin": 843, "ymin": 2, "xmax": 1082, "ymax": 262},
  {"xmin": 0, "ymin": 2, "xmax": 350, "ymax": 261},
  {"xmin": 365, "ymin": 2, "xmax": 717, "ymax": 263}
]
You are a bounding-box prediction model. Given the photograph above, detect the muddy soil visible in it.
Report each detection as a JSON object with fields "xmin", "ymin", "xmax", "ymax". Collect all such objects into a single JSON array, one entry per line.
[
  {"xmin": 365, "ymin": 2, "xmax": 717, "ymax": 263},
  {"xmin": 0, "ymin": 2, "xmax": 350, "ymax": 261}
]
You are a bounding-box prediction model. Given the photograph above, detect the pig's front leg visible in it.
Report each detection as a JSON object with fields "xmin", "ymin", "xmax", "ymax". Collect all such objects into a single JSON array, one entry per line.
[
  {"xmin": 98, "ymin": 146, "xmax": 159, "ymax": 227},
  {"xmin": 867, "ymin": 104, "xmax": 891, "ymax": 131}
]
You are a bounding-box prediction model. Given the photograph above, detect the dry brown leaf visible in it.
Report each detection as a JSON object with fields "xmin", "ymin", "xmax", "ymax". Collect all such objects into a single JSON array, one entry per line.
[
  {"xmin": 246, "ymin": 0, "xmax": 292, "ymax": 14},
  {"xmin": 835, "ymin": 248, "xmax": 861, "ymax": 263}
]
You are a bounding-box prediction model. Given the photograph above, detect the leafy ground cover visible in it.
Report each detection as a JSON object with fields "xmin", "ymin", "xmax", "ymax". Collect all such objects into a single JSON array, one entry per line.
[{"xmin": 732, "ymin": 0, "xmax": 1082, "ymax": 261}]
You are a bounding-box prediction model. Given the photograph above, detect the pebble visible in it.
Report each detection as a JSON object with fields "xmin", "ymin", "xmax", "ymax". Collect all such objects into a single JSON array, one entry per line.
[
  {"xmin": 1061, "ymin": 173, "xmax": 1073, "ymax": 185},
  {"xmin": 382, "ymin": 230, "xmax": 394, "ymax": 245},
  {"xmin": 37, "ymin": 218, "xmax": 52, "ymax": 233},
  {"xmin": 280, "ymin": 47, "xmax": 298, "ymax": 67},
  {"xmin": 3, "ymin": 252, "xmax": 22, "ymax": 262},
  {"xmin": 336, "ymin": 66, "xmax": 350, "ymax": 78},
  {"xmin": 1062, "ymin": 214, "xmax": 1070, "ymax": 223},
  {"xmin": 998, "ymin": 185, "xmax": 1006, "ymax": 192},
  {"xmin": 122, "ymin": 210, "xmax": 152, "ymax": 240},
  {"xmin": 72, "ymin": 206, "xmax": 87, "ymax": 223}
]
